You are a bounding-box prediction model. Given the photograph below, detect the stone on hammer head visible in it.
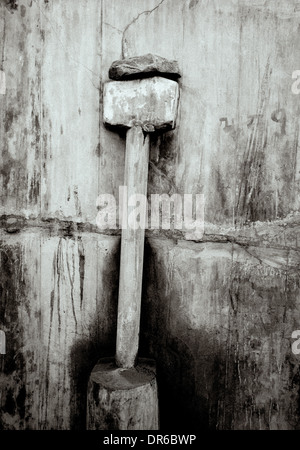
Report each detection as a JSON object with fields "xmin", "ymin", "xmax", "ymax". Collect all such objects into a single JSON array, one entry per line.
[
  {"xmin": 103, "ymin": 77, "xmax": 179, "ymax": 131},
  {"xmin": 109, "ymin": 54, "xmax": 181, "ymax": 81}
]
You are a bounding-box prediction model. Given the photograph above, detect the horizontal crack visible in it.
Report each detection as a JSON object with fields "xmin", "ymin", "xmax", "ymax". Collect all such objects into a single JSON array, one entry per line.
[{"xmin": 0, "ymin": 216, "xmax": 300, "ymax": 252}]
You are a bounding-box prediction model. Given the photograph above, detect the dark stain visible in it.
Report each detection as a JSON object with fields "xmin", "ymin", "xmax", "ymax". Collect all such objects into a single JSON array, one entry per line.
[
  {"xmin": 148, "ymin": 131, "xmax": 179, "ymax": 196},
  {"xmin": 41, "ymin": 244, "xmax": 62, "ymax": 427},
  {"xmin": 92, "ymin": 382, "xmax": 100, "ymax": 407},
  {"xmin": 61, "ymin": 222, "xmax": 76, "ymax": 238},
  {"xmin": 0, "ymin": 146, "xmax": 27, "ymax": 204},
  {"xmin": 34, "ymin": 114, "xmax": 40, "ymax": 140},
  {"xmin": 3, "ymin": 388, "xmax": 15, "ymax": 415},
  {"xmin": 102, "ymin": 412, "xmax": 118, "ymax": 430},
  {"xmin": 0, "ymin": 246, "xmax": 25, "ymax": 374},
  {"xmin": 5, "ymin": 0, "xmax": 18, "ymax": 12},
  {"xmin": 20, "ymin": 4, "xmax": 26, "ymax": 17},
  {"xmin": 0, "ymin": 245, "xmax": 27, "ymax": 429},
  {"xmin": 50, "ymin": 290, "xmax": 55, "ymax": 331},
  {"xmin": 291, "ymin": 367, "xmax": 300, "ymax": 421},
  {"xmin": 69, "ymin": 243, "xmax": 119, "ymax": 430},
  {"xmin": 55, "ymin": 240, "xmax": 62, "ymax": 333},
  {"xmin": 95, "ymin": 143, "xmax": 101, "ymax": 157},
  {"xmin": 18, "ymin": 40, "xmax": 25, "ymax": 52},
  {"xmin": 235, "ymin": 61, "xmax": 272, "ymax": 224},
  {"xmin": 78, "ymin": 237, "xmax": 85, "ymax": 309},
  {"xmin": 66, "ymin": 241, "xmax": 78, "ymax": 331},
  {"xmin": 220, "ymin": 117, "xmax": 239, "ymax": 140},
  {"xmin": 73, "ymin": 187, "xmax": 82, "ymax": 218},
  {"xmin": 5, "ymin": 217, "xmax": 25, "ymax": 234},
  {"xmin": 60, "ymin": 125, "xmax": 63, "ymax": 135},
  {"xmin": 16, "ymin": 385, "xmax": 26, "ymax": 419},
  {"xmin": 4, "ymin": 110, "xmax": 14, "ymax": 133},
  {"xmin": 271, "ymin": 108, "xmax": 286, "ymax": 136},
  {"xmin": 189, "ymin": 0, "xmax": 199, "ymax": 8},
  {"xmin": 28, "ymin": 171, "xmax": 40, "ymax": 204},
  {"xmin": 2, "ymin": 105, "xmax": 38, "ymax": 206}
]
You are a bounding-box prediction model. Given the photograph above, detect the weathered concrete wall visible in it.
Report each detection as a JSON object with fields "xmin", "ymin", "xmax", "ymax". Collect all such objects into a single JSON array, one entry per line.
[
  {"xmin": 141, "ymin": 240, "xmax": 300, "ymax": 430},
  {"xmin": 0, "ymin": 230, "xmax": 120, "ymax": 429},
  {"xmin": 115, "ymin": 0, "xmax": 300, "ymax": 429},
  {"xmin": 1, "ymin": 0, "xmax": 300, "ymax": 430}
]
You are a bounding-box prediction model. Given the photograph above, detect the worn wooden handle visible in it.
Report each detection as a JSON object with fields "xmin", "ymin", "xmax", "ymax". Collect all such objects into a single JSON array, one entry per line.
[{"xmin": 115, "ymin": 126, "xmax": 150, "ymax": 368}]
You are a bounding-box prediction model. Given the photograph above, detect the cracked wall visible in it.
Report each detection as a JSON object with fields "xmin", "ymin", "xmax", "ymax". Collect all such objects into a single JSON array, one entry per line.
[{"xmin": 1, "ymin": 0, "xmax": 300, "ymax": 430}]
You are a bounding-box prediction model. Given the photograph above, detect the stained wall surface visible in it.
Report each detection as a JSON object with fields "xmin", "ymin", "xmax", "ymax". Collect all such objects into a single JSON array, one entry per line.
[{"xmin": 1, "ymin": 0, "xmax": 300, "ymax": 430}]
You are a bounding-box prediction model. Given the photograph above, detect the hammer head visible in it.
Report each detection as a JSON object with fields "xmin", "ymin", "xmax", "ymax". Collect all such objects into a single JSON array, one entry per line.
[{"xmin": 103, "ymin": 77, "xmax": 179, "ymax": 131}]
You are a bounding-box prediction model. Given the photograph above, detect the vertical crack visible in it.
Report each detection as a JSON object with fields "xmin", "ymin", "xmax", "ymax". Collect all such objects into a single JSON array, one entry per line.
[{"xmin": 122, "ymin": 0, "xmax": 167, "ymax": 58}]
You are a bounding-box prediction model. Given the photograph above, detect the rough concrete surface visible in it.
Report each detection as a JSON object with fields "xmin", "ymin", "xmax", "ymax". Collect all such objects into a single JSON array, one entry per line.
[{"xmin": 108, "ymin": 53, "xmax": 181, "ymax": 80}]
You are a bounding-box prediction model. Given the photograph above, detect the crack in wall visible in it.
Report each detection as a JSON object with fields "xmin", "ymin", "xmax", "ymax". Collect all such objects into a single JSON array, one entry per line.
[
  {"xmin": 121, "ymin": 0, "xmax": 167, "ymax": 58},
  {"xmin": 1, "ymin": 217, "xmax": 300, "ymax": 259},
  {"xmin": 104, "ymin": 22, "xmax": 122, "ymax": 34}
]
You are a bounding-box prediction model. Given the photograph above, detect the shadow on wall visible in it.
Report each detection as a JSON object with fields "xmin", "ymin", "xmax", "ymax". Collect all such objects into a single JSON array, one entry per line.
[
  {"xmin": 67, "ymin": 241, "xmax": 120, "ymax": 431},
  {"xmin": 69, "ymin": 333, "xmax": 117, "ymax": 430},
  {"xmin": 140, "ymin": 240, "xmax": 300, "ymax": 431},
  {"xmin": 3, "ymin": 234, "xmax": 300, "ymax": 429},
  {"xmin": 0, "ymin": 246, "xmax": 27, "ymax": 430},
  {"xmin": 140, "ymin": 241, "xmax": 210, "ymax": 431},
  {"xmin": 139, "ymin": 240, "xmax": 243, "ymax": 430},
  {"xmin": 0, "ymin": 236, "xmax": 120, "ymax": 430}
]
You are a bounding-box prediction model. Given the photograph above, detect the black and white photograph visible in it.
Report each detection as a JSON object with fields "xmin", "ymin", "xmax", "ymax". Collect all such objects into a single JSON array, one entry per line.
[{"xmin": 0, "ymin": 0, "xmax": 300, "ymax": 438}]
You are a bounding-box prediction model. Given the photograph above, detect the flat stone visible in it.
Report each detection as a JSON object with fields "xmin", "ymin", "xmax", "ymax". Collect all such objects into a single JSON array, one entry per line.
[
  {"xmin": 109, "ymin": 54, "xmax": 181, "ymax": 81},
  {"xmin": 103, "ymin": 77, "xmax": 179, "ymax": 130}
]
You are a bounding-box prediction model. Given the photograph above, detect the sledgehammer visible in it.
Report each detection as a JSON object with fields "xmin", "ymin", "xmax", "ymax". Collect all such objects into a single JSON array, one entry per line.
[{"xmin": 87, "ymin": 54, "xmax": 180, "ymax": 430}]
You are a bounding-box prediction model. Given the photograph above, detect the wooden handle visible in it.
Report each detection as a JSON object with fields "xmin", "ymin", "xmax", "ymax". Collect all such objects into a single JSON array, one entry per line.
[{"xmin": 116, "ymin": 126, "xmax": 150, "ymax": 368}]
